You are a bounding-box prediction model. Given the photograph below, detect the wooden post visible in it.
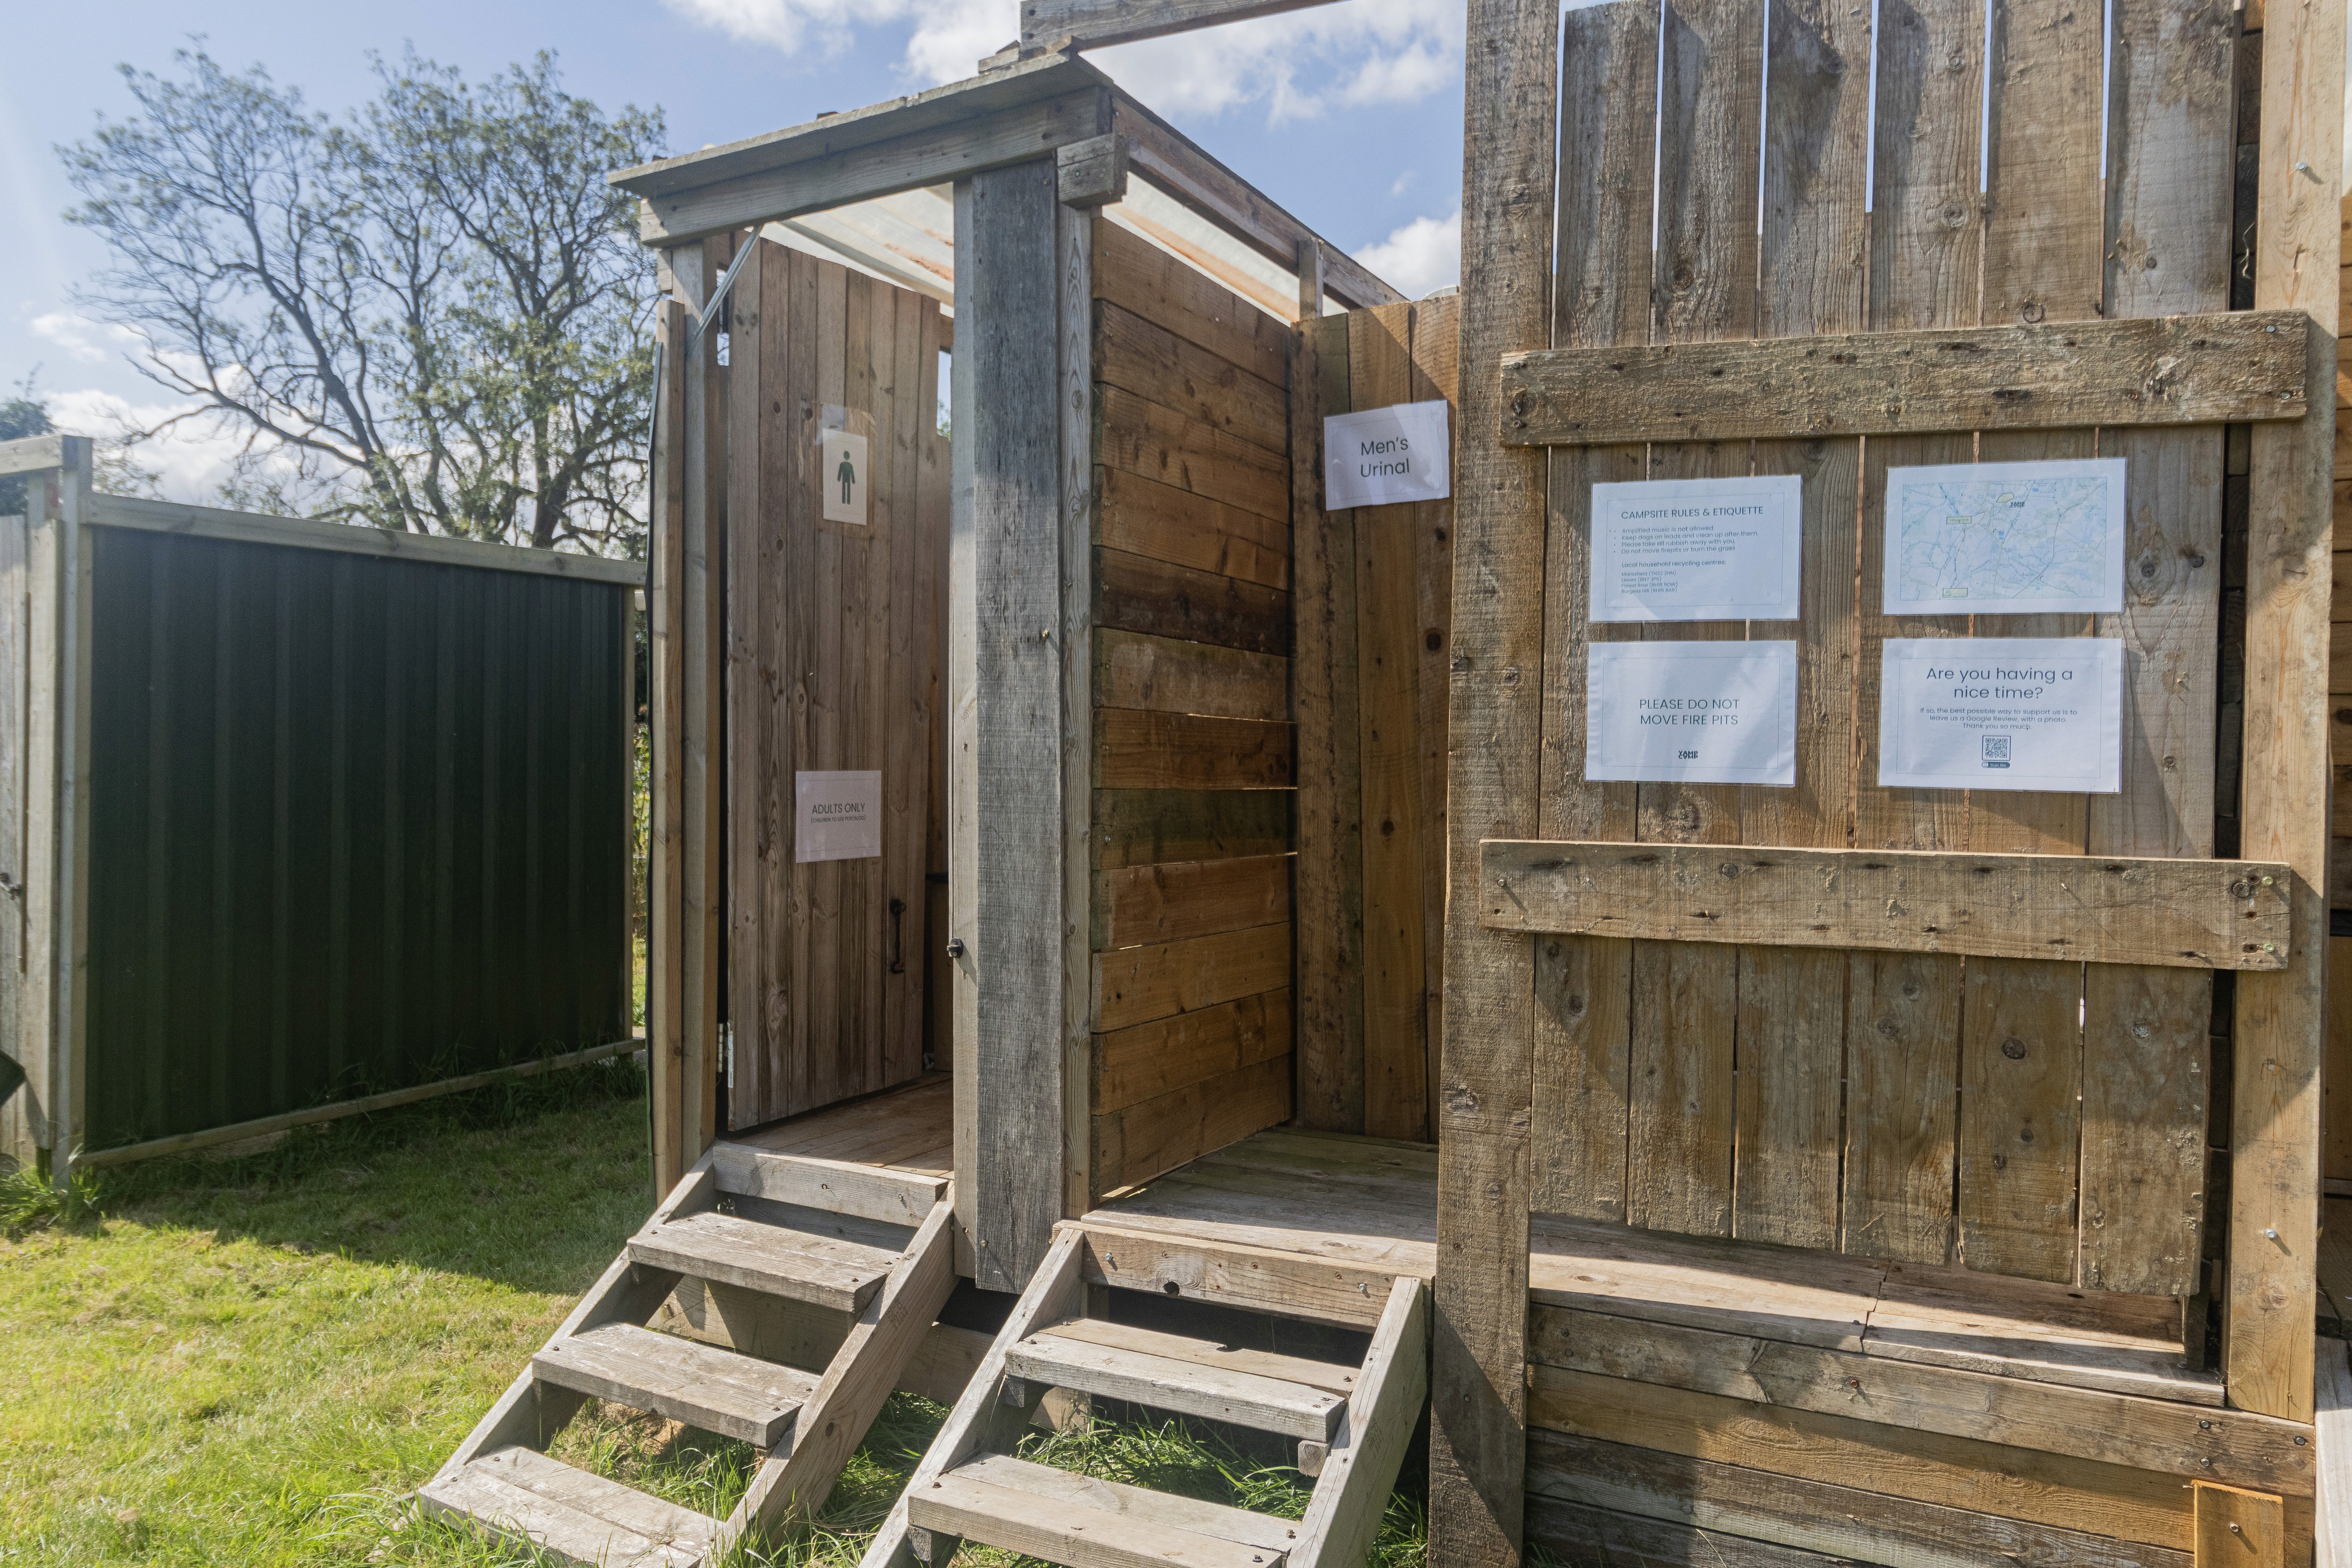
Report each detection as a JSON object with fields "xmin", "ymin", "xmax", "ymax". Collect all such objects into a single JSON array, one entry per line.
[
  {"xmin": 679, "ymin": 237, "xmax": 731, "ymax": 1171},
  {"xmin": 1431, "ymin": 0, "xmax": 1556, "ymax": 1564},
  {"xmin": 16, "ymin": 438, "xmax": 91, "ymax": 1186},
  {"xmin": 1056, "ymin": 200, "xmax": 1096, "ymax": 1224},
  {"xmin": 964, "ymin": 159, "xmax": 1079, "ymax": 1290},
  {"xmin": 649, "ymin": 290, "xmax": 689, "ymax": 1198},
  {"xmin": 2227, "ymin": 0, "xmax": 2343, "ymax": 1423},
  {"xmin": 950, "ymin": 182, "xmax": 980, "ymax": 1269}
]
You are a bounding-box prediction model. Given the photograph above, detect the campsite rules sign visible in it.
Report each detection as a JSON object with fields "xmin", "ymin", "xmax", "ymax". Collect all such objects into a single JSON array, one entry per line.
[
  {"xmin": 796, "ymin": 770, "xmax": 883, "ymax": 862},
  {"xmin": 822, "ymin": 428, "xmax": 869, "ymax": 525},
  {"xmin": 1323, "ymin": 399, "xmax": 1451, "ymax": 509}
]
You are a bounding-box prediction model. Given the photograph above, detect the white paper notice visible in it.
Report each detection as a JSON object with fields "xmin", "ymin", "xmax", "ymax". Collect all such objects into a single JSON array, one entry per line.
[
  {"xmin": 1883, "ymin": 458, "xmax": 2125, "ymax": 614},
  {"xmin": 1590, "ymin": 474, "xmax": 1802, "ymax": 622},
  {"xmin": 1876, "ymin": 638, "xmax": 2122, "ymax": 792},
  {"xmin": 1323, "ymin": 399, "xmax": 1451, "ymax": 510},
  {"xmin": 1585, "ymin": 642, "xmax": 1798, "ymax": 786},
  {"xmin": 822, "ymin": 429, "xmax": 869, "ymax": 525},
  {"xmin": 796, "ymin": 770, "xmax": 883, "ymax": 862}
]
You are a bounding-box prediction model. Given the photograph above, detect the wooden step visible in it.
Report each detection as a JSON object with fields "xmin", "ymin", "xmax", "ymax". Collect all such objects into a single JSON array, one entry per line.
[
  {"xmin": 1040, "ymin": 1318, "xmax": 1359, "ymax": 1397},
  {"xmin": 532, "ymin": 1321, "xmax": 820, "ymax": 1447},
  {"xmin": 626, "ymin": 1207, "xmax": 900, "ymax": 1312},
  {"xmin": 1003, "ymin": 1324, "xmax": 1346, "ymax": 1440},
  {"xmin": 908, "ymin": 1452, "xmax": 1293, "ymax": 1568},
  {"xmin": 418, "ymin": 1444, "xmax": 716, "ymax": 1568}
]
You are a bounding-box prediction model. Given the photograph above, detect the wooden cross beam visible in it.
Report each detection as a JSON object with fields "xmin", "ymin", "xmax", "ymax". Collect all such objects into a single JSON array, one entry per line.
[{"xmin": 1020, "ymin": 0, "xmax": 1349, "ymax": 56}]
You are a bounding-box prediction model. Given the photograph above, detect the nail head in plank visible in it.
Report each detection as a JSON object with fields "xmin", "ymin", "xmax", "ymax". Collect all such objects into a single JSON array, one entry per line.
[
  {"xmin": 1498, "ymin": 310, "xmax": 2318, "ymax": 446},
  {"xmin": 1479, "ymin": 841, "xmax": 2292, "ymax": 970}
]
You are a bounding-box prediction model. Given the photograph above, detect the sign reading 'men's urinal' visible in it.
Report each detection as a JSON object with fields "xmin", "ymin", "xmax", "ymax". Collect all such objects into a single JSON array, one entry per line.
[{"xmin": 1324, "ymin": 398, "xmax": 1451, "ymax": 509}]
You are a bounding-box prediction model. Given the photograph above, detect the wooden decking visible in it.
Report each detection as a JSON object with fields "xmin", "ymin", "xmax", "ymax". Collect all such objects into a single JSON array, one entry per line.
[
  {"xmin": 1076, "ymin": 1126, "xmax": 2217, "ymax": 1406},
  {"xmin": 730, "ymin": 1073, "xmax": 952, "ymax": 1177}
]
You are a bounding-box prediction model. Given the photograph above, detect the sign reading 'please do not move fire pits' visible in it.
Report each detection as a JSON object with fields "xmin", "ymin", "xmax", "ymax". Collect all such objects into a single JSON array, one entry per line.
[{"xmin": 1323, "ymin": 399, "xmax": 1451, "ymax": 510}]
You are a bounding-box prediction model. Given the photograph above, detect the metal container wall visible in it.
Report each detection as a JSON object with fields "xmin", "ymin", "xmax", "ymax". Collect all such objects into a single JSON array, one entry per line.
[{"xmin": 82, "ymin": 526, "xmax": 630, "ymax": 1150}]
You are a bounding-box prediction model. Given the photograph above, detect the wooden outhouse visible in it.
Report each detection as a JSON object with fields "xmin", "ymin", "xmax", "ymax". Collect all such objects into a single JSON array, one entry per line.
[{"xmin": 428, "ymin": 0, "xmax": 2352, "ymax": 1563}]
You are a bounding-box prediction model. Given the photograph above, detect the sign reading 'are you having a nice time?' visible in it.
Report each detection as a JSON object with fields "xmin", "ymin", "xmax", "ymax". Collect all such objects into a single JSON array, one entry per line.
[{"xmin": 1324, "ymin": 399, "xmax": 1451, "ymax": 510}]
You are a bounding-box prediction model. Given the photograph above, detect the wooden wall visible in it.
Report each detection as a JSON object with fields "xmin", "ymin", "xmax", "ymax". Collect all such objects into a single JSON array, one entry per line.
[
  {"xmin": 1293, "ymin": 300, "xmax": 1457, "ymax": 1144},
  {"xmin": 1085, "ymin": 215, "xmax": 1297, "ymax": 1199},
  {"xmin": 2328, "ymin": 185, "xmax": 2352, "ymax": 1189},
  {"xmin": 722, "ymin": 237, "xmax": 948, "ymax": 1130}
]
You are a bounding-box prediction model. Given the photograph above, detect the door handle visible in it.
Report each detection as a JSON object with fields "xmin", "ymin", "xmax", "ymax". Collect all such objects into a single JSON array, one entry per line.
[{"xmin": 889, "ymin": 896, "xmax": 907, "ymax": 974}]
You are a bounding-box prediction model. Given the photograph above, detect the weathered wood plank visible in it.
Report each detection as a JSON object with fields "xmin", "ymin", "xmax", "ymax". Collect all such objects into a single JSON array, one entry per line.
[
  {"xmin": 2229, "ymin": 0, "xmax": 2343, "ymax": 1424},
  {"xmin": 1091, "ymin": 788, "xmax": 1291, "ymax": 870},
  {"xmin": 1005, "ymin": 1329, "xmax": 1343, "ymax": 1437},
  {"xmin": 1094, "ymin": 708, "xmax": 1293, "ymax": 790},
  {"xmin": 1092, "ymin": 628, "xmax": 1287, "ymax": 723},
  {"xmin": 1092, "ymin": 986, "xmax": 1290, "ymax": 1117},
  {"xmin": 1428, "ymin": 0, "xmax": 1555, "ymax": 1550},
  {"xmin": 1477, "ymin": 840, "xmax": 2292, "ymax": 970},
  {"xmin": 1095, "ymin": 465, "xmax": 1288, "ymax": 591},
  {"xmin": 2196, "ymin": 1481, "xmax": 2287, "ymax": 1568},
  {"xmin": 1957, "ymin": 956, "xmax": 2082, "ymax": 1282},
  {"xmin": 1092, "ymin": 214, "xmax": 1292, "ymax": 387},
  {"xmin": 1527, "ymin": 1428, "xmax": 2192, "ymax": 1568},
  {"xmin": 1842, "ymin": 951, "xmax": 1962, "ymax": 1264},
  {"xmin": 1091, "ymin": 921, "xmax": 1292, "ymax": 1031},
  {"xmin": 1095, "ymin": 300, "xmax": 1287, "ymax": 457},
  {"xmin": 1094, "ymin": 384, "xmax": 1288, "ymax": 523},
  {"xmin": 1292, "ymin": 1276, "xmax": 1427, "ymax": 1568},
  {"xmin": 907, "ymin": 1472, "xmax": 1280, "ymax": 1568},
  {"xmin": 1499, "ymin": 311, "xmax": 2315, "ymax": 445},
  {"xmin": 1092, "ymin": 853, "xmax": 1291, "ymax": 951},
  {"xmin": 1090, "ymin": 1052, "xmax": 1291, "ymax": 1195},
  {"xmin": 1095, "ymin": 546, "xmax": 1288, "ymax": 655},
  {"xmin": 1525, "ymin": 1305, "xmax": 2312, "ymax": 1490},
  {"xmin": 1021, "ymin": 0, "xmax": 1345, "ymax": 54},
  {"xmin": 1408, "ymin": 300, "xmax": 1456, "ymax": 1125}
]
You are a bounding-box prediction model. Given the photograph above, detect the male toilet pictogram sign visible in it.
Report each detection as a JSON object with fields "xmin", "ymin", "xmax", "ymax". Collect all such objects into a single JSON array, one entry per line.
[{"xmin": 822, "ymin": 429, "xmax": 868, "ymax": 525}]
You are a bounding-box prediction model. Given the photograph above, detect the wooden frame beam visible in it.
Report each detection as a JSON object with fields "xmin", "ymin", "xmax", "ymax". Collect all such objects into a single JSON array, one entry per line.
[
  {"xmin": 1498, "ymin": 310, "xmax": 2318, "ymax": 446},
  {"xmin": 1477, "ymin": 841, "xmax": 2294, "ymax": 970},
  {"xmin": 2226, "ymin": 0, "xmax": 2344, "ymax": 1425}
]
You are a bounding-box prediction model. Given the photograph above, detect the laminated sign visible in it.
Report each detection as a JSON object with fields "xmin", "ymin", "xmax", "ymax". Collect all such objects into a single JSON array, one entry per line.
[
  {"xmin": 822, "ymin": 429, "xmax": 869, "ymax": 525},
  {"xmin": 1323, "ymin": 399, "xmax": 1451, "ymax": 510},
  {"xmin": 796, "ymin": 770, "xmax": 882, "ymax": 863}
]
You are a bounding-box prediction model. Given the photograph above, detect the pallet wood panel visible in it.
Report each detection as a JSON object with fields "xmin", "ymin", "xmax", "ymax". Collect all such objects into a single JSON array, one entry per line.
[
  {"xmin": 1092, "ymin": 628, "xmax": 1286, "ymax": 722},
  {"xmin": 1093, "ymin": 986, "xmax": 1291, "ymax": 1115},
  {"xmin": 1091, "ymin": 853, "xmax": 1291, "ymax": 949},
  {"xmin": 1093, "ymin": 708, "xmax": 1292, "ymax": 790},
  {"xmin": 1095, "ymin": 545, "xmax": 1288, "ymax": 654},
  {"xmin": 1095, "ymin": 465, "xmax": 1288, "ymax": 591}
]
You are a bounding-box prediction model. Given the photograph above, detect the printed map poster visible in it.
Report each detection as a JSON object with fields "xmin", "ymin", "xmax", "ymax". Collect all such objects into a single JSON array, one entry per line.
[
  {"xmin": 1876, "ymin": 638, "xmax": 2122, "ymax": 792},
  {"xmin": 1883, "ymin": 458, "xmax": 2125, "ymax": 615},
  {"xmin": 796, "ymin": 770, "xmax": 883, "ymax": 862},
  {"xmin": 1590, "ymin": 474, "xmax": 1802, "ymax": 622},
  {"xmin": 1585, "ymin": 641, "xmax": 1798, "ymax": 786}
]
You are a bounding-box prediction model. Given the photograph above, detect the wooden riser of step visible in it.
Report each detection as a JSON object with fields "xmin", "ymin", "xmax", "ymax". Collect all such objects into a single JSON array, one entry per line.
[
  {"xmin": 626, "ymin": 1207, "xmax": 898, "ymax": 1312},
  {"xmin": 532, "ymin": 1321, "xmax": 820, "ymax": 1447},
  {"xmin": 909, "ymin": 1453, "xmax": 1293, "ymax": 1568},
  {"xmin": 419, "ymin": 1444, "xmax": 716, "ymax": 1568},
  {"xmin": 1003, "ymin": 1328, "xmax": 1346, "ymax": 1441}
]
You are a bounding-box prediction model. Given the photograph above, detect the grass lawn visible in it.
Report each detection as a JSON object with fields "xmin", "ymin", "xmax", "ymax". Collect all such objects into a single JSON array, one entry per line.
[{"xmin": 0, "ymin": 1063, "xmax": 1431, "ymax": 1567}]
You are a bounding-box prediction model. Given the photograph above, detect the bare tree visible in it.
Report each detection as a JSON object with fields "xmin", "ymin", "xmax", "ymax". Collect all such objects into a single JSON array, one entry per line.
[{"xmin": 60, "ymin": 46, "xmax": 665, "ymax": 555}]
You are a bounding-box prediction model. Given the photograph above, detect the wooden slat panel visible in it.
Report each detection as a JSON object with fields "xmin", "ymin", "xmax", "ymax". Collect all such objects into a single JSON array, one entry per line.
[
  {"xmin": 1498, "ymin": 311, "xmax": 2314, "ymax": 445},
  {"xmin": 1094, "ymin": 384, "xmax": 1288, "ymax": 523},
  {"xmin": 1093, "ymin": 985, "xmax": 1290, "ymax": 1114},
  {"xmin": 1095, "ymin": 299, "xmax": 1287, "ymax": 457},
  {"xmin": 1478, "ymin": 840, "xmax": 2291, "ymax": 969},
  {"xmin": 1091, "ymin": 852, "xmax": 1291, "ymax": 950},
  {"xmin": 1091, "ymin": 788, "xmax": 1291, "ymax": 870},
  {"xmin": 1094, "ymin": 707, "xmax": 1293, "ymax": 790},
  {"xmin": 1527, "ymin": 1364, "xmax": 2191, "ymax": 1548},
  {"xmin": 1842, "ymin": 950, "xmax": 1962, "ymax": 1264},
  {"xmin": 1091, "ymin": 921, "xmax": 1292, "ymax": 1030},
  {"xmin": 1527, "ymin": 1429, "xmax": 2191, "ymax": 1568},
  {"xmin": 2195, "ymin": 1481, "xmax": 2287, "ymax": 1568},
  {"xmin": 1092, "ymin": 214, "xmax": 1292, "ymax": 387},
  {"xmin": 1095, "ymin": 465, "xmax": 1288, "ymax": 591},
  {"xmin": 1091, "ymin": 1051, "xmax": 1292, "ymax": 1195},
  {"xmin": 1095, "ymin": 545, "xmax": 1288, "ymax": 655},
  {"xmin": 1409, "ymin": 300, "xmax": 1457, "ymax": 1127},
  {"xmin": 1091, "ymin": 628, "xmax": 1286, "ymax": 722}
]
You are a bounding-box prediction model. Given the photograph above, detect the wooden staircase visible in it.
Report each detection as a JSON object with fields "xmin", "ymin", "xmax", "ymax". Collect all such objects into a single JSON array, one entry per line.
[
  {"xmin": 421, "ymin": 1143, "xmax": 958, "ymax": 1567},
  {"xmin": 860, "ymin": 1228, "xmax": 1429, "ymax": 1568}
]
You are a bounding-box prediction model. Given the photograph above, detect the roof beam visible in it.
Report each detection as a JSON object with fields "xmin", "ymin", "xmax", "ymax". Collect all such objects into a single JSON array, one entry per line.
[{"xmin": 1020, "ymin": 0, "xmax": 1348, "ymax": 55}]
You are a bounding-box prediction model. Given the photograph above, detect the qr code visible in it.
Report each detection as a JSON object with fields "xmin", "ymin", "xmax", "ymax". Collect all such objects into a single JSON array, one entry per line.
[{"xmin": 1981, "ymin": 734, "xmax": 2011, "ymax": 766}]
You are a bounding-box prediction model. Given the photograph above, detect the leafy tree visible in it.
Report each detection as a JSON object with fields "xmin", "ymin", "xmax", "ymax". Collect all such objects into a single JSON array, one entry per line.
[
  {"xmin": 0, "ymin": 391, "xmax": 53, "ymax": 518},
  {"xmin": 61, "ymin": 47, "xmax": 665, "ymax": 555}
]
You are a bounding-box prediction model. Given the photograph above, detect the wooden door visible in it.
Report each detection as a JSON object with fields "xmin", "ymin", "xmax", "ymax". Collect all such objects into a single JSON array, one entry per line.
[{"xmin": 724, "ymin": 236, "xmax": 948, "ymax": 1129}]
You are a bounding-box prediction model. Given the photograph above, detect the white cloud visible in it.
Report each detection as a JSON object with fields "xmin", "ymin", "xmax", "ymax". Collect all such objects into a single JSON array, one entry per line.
[
  {"xmin": 28, "ymin": 312, "xmax": 140, "ymax": 366},
  {"xmin": 45, "ymin": 387, "xmax": 310, "ymax": 505},
  {"xmin": 1355, "ymin": 206, "xmax": 1457, "ymax": 298},
  {"xmin": 663, "ymin": 0, "xmax": 1459, "ymax": 124}
]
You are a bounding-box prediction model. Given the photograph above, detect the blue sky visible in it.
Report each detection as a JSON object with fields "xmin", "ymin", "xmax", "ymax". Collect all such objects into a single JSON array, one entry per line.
[{"xmin": 0, "ymin": 0, "xmax": 1466, "ymax": 500}]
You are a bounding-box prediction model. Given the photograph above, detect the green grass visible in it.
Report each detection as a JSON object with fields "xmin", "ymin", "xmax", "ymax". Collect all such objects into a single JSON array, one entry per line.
[{"xmin": 0, "ymin": 1067, "xmax": 1431, "ymax": 1567}]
